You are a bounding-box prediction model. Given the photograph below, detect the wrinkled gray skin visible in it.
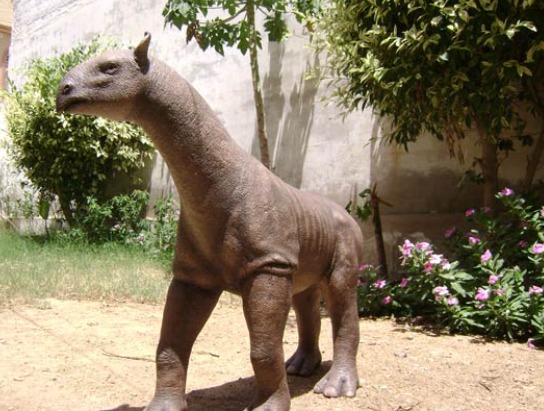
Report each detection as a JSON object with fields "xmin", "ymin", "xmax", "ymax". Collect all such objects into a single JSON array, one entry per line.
[{"xmin": 56, "ymin": 33, "xmax": 364, "ymax": 411}]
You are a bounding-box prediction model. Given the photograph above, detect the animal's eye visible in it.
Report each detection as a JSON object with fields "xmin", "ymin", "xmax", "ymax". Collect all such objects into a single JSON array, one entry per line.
[{"xmin": 100, "ymin": 62, "xmax": 119, "ymax": 75}]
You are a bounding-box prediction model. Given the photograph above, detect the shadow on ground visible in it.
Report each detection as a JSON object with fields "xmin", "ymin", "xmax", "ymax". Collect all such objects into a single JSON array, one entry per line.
[
  {"xmin": 101, "ymin": 405, "xmax": 144, "ymax": 411},
  {"xmin": 101, "ymin": 362, "xmax": 330, "ymax": 411}
]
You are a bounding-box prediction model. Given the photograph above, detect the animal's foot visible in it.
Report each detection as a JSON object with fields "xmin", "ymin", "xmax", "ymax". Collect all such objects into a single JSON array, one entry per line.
[
  {"xmin": 313, "ymin": 363, "xmax": 359, "ymax": 398},
  {"xmin": 144, "ymin": 395, "xmax": 187, "ymax": 411},
  {"xmin": 285, "ymin": 347, "xmax": 322, "ymax": 377}
]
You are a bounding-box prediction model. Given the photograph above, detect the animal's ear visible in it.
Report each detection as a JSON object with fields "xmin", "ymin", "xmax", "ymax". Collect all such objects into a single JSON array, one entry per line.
[{"xmin": 134, "ymin": 32, "xmax": 151, "ymax": 73}]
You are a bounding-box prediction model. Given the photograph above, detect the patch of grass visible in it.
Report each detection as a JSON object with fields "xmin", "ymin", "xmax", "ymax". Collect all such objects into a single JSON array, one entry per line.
[{"xmin": 0, "ymin": 228, "xmax": 171, "ymax": 307}]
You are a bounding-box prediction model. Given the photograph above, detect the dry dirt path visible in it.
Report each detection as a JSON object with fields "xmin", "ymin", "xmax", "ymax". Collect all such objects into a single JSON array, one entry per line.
[{"xmin": 0, "ymin": 298, "xmax": 542, "ymax": 411}]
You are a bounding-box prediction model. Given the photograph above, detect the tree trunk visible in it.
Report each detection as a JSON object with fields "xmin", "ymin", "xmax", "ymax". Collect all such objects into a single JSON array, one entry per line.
[
  {"xmin": 58, "ymin": 194, "xmax": 76, "ymax": 228},
  {"xmin": 478, "ymin": 128, "xmax": 499, "ymax": 209},
  {"xmin": 524, "ymin": 121, "xmax": 544, "ymax": 190},
  {"xmin": 246, "ymin": 0, "xmax": 271, "ymax": 169},
  {"xmin": 370, "ymin": 185, "xmax": 388, "ymax": 278}
]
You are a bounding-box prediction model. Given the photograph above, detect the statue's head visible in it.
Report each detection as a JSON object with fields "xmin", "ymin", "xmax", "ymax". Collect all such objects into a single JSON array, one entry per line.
[{"xmin": 56, "ymin": 33, "xmax": 152, "ymax": 121}]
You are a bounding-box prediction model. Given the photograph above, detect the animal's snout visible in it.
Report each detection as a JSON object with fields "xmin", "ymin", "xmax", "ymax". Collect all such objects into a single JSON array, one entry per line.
[{"xmin": 61, "ymin": 83, "xmax": 73, "ymax": 96}]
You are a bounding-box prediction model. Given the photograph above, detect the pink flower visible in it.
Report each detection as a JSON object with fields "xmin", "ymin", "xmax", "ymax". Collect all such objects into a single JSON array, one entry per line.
[
  {"xmin": 465, "ymin": 208, "xmax": 476, "ymax": 217},
  {"xmin": 518, "ymin": 240, "xmax": 528, "ymax": 248},
  {"xmin": 528, "ymin": 338, "xmax": 536, "ymax": 349},
  {"xmin": 475, "ymin": 287, "xmax": 490, "ymax": 301},
  {"xmin": 374, "ymin": 279, "xmax": 387, "ymax": 289},
  {"xmin": 429, "ymin": 254, "xmax": 443, "ymax": 265},
  {"xmin": 416, "ymin": 242, "xmax": 431, "ymax": 252},
  {"xmin": 383, "ymin": 296, "xmax": 393, "ymax": 304},
  {"xmin": 424, "ymin": 261, "xmax": 433, "ymax": 273},
  {"xmin": 529, "ymin": 285, "xmax": 543, "ymax": 295},
  {"xmin": 499, "ymin": 187, "xmax": 514, "ymax": 197},
  {"xmin": 468, "ymin": 236, "xmax": 480, "ymax": 245},
  {"xmin": 488, "ymin": 274, "xmax": 499, "ymax": 285},
  {"xmin": 447, "ymin": 296, "xmax": 459, "ymax": 306},
  {"xmin": 531, "ymin": 243, "xmax": 544, "ymax": 254},
  {"xmin": 495, "ymin": 288, "xmax": 505, "ymax": 295},
  {"xmin": 359, "ymin": 264, "xmax": 370, "ymax": 271},
  {"xmin": 441, "ymin": 260, "xmax": 452, "ymax": 271},
  {"xmin": 481, "ymin": 206, "xmax": 491, "ymax": 213},
  {"xmin": 433, "ymin": 286, "xmax": 449, "ymax": 296},
  {"xmin": 480, "ymin": 249, "xmax": 492, "ymax": 264},
  {"xmin": 444, "ymin": 227, "xmax": 456, "ymax": 238},
  {"xmin": 402, "ymin": 239, "xmax": 414, "ymax": 256},
  {"xmin": 399, "ymin": 277, "xmax": 409, "ymax": 288}
]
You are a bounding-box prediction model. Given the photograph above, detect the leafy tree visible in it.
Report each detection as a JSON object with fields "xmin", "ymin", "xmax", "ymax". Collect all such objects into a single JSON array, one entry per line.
[
  {"xmin": 318, "ymin": 0, "xmax": 544, "ymax": 207},
  {"xmin": 3, "ymin": 37, "xmax": 154, "ymax": 223},
  {"xmin": 163, "ymin": 0, "xmax": 321, "ymax": 169}
]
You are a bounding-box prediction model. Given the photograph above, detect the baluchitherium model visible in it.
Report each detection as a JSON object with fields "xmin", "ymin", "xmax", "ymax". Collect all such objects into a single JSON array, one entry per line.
[{"xmin": 56, "ymin": 33, "xmax": 364, "ymax": 411}]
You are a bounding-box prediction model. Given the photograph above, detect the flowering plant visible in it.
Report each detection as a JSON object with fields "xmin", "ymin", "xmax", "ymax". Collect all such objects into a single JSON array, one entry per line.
[{"xmin": 357, "ymin": 188, "xmax": 544, "ymax": 345}]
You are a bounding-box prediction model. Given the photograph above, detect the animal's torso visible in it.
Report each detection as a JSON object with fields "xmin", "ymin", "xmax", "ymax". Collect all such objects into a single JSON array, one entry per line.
[{"xmin": 171, "ymin": 161, "xmax": 357, "ymax": 295}]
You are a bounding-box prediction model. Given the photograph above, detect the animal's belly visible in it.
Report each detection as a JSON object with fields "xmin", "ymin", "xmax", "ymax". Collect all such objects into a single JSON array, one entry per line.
[{"xmin": 172, "ymin": 242, "xmax": 332, "ymax": 296}]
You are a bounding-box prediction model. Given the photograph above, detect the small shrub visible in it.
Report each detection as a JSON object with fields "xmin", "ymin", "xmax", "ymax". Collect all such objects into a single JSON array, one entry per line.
[
  {"xmin": 58, "ymin": 190, "xmax": 179, "ymax": 261},
  {"xmin": 358, "ymin": 188, "xmax": 544, "ymax": 345},
  {"xmin": 133, "ymin": 195, "xmax": 178, "ymax": 261},
  {"xmin": 150, "ymin": 195, "xmax": 178, "ymax": 257},
  {"xmin": 71, "ymin": 190, "xmax": 149, "ymax": 244}
]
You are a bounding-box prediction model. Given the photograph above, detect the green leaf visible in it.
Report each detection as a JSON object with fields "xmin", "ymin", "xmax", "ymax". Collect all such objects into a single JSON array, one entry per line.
[
  {"xmin": 264, "ymin": 12, "xmax": 290, "ymax": 42},
  {"xmin": 450, "ymin": 282, "xmax": 468, "ymax": 297},
  {"xmin": 238, "ymin": 20, "xmax": 250, "ymax": 55}
]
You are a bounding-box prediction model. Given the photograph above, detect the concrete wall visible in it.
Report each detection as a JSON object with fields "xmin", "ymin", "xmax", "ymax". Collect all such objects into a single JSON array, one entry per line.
[{"xmin": 5, "ymin": 0, "xmax": 544, "ymax": 267}]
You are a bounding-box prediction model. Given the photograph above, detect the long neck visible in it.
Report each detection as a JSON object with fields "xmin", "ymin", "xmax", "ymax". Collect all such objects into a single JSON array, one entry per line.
[{"xmin": 130, "ymin": 60, "xmax": 256, "ymax": 216}]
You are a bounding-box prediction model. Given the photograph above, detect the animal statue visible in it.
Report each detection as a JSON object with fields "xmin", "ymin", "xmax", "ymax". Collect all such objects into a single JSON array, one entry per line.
[{"xmin": 56, "ymin": 33, "xmax": 364, "ymax": 411}]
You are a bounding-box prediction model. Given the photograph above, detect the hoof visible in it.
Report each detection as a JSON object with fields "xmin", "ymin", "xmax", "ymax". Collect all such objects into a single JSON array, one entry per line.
[
  {"xmin": 285, "ymin": 348, "xmax": 322, "ymax": 377},
  {"xmin": 313, "ymin": 365, "xmax": 359, "ymax": 398}
]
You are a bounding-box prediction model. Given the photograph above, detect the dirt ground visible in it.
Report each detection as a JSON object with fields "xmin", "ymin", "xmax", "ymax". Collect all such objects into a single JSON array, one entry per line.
[{"xmin": 0, "ymin": 297, "xmax": 542, "ymax": 411}]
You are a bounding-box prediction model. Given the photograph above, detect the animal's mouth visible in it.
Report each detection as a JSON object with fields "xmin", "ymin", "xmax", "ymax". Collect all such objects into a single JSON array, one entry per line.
[{"xmin": 56, "ymin": 96, "xmax": 89, "ymax": 114}]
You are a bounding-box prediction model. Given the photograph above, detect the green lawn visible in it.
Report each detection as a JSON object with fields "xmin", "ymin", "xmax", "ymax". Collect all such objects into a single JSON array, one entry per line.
[{"xmin": 0, "ymin": 228, "xmax": 171, "ymax": 306}]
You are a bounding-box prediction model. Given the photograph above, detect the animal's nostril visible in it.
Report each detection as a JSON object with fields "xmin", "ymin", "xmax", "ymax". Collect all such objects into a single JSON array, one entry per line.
[{"xmin": 61, "ymin": 83, "xmax": 73, "ymax": 96}]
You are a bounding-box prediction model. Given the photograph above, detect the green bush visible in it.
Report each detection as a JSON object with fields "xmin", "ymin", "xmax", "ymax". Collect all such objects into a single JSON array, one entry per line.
[
  {"xmin": 3, "ymin": 36, "xmax": 153, "ymax": 222},
  {"xmin": 59, "ymin": 190, "xmax": 179, "ymax": 262},
  {"xmin": 72, "ymin": 190, "xmax": 149, "ymax": 244},
  {"xmin": 145, "ymin": 195, "xmax": 178, "ymax": 259},
  {"xmin": 358, "ymin": 189, "xmax": 544, "ymax": 345}
]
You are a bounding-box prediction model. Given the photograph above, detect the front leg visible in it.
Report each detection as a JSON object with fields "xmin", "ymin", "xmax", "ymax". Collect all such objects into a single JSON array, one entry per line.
[
  {"xmin": 146, "ymin": 278, "xmax": 221, "ymax": 411},
  {"xmin": 242, "ymin": 274, "xmax": 292, "ymax": 411}
]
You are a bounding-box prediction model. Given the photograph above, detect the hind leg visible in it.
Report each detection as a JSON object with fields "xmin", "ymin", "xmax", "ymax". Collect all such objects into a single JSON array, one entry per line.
[
  {"xmin": 314, "ymin": 262, "xmax": 360, "ymax": 398},
  {"xmin": 285, "ymin": 284, "xmax": 322, "ymax": 376}
]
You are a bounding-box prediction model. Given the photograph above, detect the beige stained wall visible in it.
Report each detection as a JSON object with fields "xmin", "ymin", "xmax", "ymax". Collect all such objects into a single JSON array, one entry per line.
[
  {"xmin": 0, "ymin": 0, "xmax": 12, "ymax": 29},
  {"xmin": 0, "ymin": 0, "xmax": 11, "ymax": 88}
]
